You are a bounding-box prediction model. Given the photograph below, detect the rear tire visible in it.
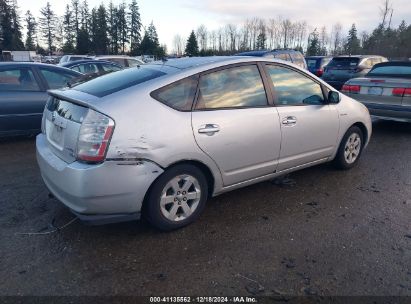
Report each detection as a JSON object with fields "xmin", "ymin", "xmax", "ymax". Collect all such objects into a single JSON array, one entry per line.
[
  {"xmin": 145, "ymin": 164, "xmax": 208, "ymax": 231},
  {"xmin": 334, "ymin": 126, "xmax": 364, "ymax": 170}
]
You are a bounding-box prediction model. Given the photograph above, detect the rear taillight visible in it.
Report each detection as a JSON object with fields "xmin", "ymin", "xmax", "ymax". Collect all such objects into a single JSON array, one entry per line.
[
  {"xmin": 392, "ymin": 88, "xmax": 411, "ymax": 97},
  {"xmin": 341, "ymin": 85, "xmax": 360, "ymax": 94},
  {"xmin": 316, "ymin": 69, "xmax": 323, "ymax": 77},
  {"xmin": 76, "ymin": 109, "xmax": 115, "ymax": 163}
]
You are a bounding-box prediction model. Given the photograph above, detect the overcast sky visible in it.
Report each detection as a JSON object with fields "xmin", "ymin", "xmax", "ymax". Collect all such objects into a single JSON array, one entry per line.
[{"xmin": 18, "ymin": 0, "xmax": 411, "ymax": 50}]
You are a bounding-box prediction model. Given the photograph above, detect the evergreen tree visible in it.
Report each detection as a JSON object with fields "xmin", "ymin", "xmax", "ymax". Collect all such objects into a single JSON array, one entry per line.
[
  {"xmin": 25, "ymin": 10, "xmax": 36, "ymax": 50},
  {"xmin": 108, "ymin": 1, "xmax": 119, "ymax": 54},
  {"xmin": 306, "ymin": 29, "xmax": 320, "ymax": 56},
  {"xmin": 76, "ymin": 0, "xmax": 90, "ymax": 53},
  {"xmin": 62, "ymin": 4, "xmax": 75, "ymax": 53},
  {"xmin": 185, "ymin": 30, "xmax": 199, "ymax": 56},
  {"xmin": 256, "ymin": 29, "xmax": 266, "ymax": 50},
  {"xmin": 128, "ymin": 0, "xmax": 142, "ymax": 55},
  {"xmin": 10, "ymin": 0, "xmax": 24, "ymax": 50},
  {"xmin": 345, "ymin": 23, "xmax": 361, "ymax": 55},
  {"xmin": 39, "ymin": 2, "xmax": 57, "ymax": 55},
  {"xmin": 0, "ymin": 0, "xmax": 13, "ymax": 50},
  {"xmin": 91, "ymin": 5, "xmax": 109, "ymax": 54},
  {"xmin": 117, "ymin": 1, "xmax": 128, "ymax": 54},
  {"xmin": 72, "ymin": 0, "xmax": 80, "ymax": 38}
]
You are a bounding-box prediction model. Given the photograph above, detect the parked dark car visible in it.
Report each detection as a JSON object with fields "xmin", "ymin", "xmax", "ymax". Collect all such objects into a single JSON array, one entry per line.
[
  {"xmin": 342, "ymin": 61, "xmax": 411, "ymax": 122},
  {"xmin": 322, "ymin": 55, "xmax": 388, "ymax": 90},
  {"xmin": 0, "ymin": 62, "xmax": 82, "ymax": 137},
  {"xmin": 61, "ymin": 60, "xmax": 123, "ymax": 76},
  {"xmin": 236, "ymin": 49, "xmax": 307, "ymax": 69},
  {"xmin": 305, "ymin": 56, "xmax": 333, "ymax": 77}
]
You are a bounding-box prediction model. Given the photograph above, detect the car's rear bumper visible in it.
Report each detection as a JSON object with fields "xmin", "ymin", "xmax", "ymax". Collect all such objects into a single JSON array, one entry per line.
[
  {"xmin": 360, "ymin": 102, "xmax": 411, "ymax": 122},
  {"xmin": 36, "ymin": 134, "xmax": 163, "ymax": 222}
]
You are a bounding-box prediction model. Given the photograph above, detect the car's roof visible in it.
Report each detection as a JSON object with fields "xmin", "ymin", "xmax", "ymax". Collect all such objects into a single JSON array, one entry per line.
[
  {"xmin": 333, "ymin": 55, "xmax": 383, "ymax": 59},
  {"xmin": 96, "ymin": 55, "xmax": 136, "ymax": 59},
  {"xmin": 305, "ymin": 56, "xmax": 332, "ymax": 59},
  {"xmin": 149, "ymin": 56, "xmax": 261, "ymax": 70},
  {"xmin": 372, "ymin": 61, "xmax": 411, "ymax": 67},
  {"xmin": 0, "ymin": 61, "xmax": 83, "ymax": 74},
  {"xmin": 61, "ymin": 59, "xmax": 121, "ymax": 67}
]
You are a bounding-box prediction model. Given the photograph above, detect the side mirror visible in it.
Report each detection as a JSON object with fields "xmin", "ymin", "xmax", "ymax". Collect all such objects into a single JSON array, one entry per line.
[{"xmin": 328, "ymin": 91, "xmax": 340, "ymax": 104}]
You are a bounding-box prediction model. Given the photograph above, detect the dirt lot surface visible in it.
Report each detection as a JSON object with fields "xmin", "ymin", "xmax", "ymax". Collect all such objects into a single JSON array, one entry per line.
[{"xmin": 0, "ymin": 120, "xmax": 410, "ymax": 297}]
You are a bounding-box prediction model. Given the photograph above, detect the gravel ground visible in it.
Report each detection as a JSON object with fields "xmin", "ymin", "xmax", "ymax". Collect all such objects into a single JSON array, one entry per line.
[{"xmin": 0, "ymin": 119, "xmax": 410, "ymax": 297}]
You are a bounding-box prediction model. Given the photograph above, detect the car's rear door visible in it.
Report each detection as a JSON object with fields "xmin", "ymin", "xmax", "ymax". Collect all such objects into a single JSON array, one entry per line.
[
  {"xmin": 191, "ymin": 63, "xmax": 281, "ymax": 186},
  {"xmin": 263, "ymin": 63, "xmax": 340, "ymax": 171},
  {"xmin": 0, "ymin": 66, "xmax": 47, "ymax": 135}
]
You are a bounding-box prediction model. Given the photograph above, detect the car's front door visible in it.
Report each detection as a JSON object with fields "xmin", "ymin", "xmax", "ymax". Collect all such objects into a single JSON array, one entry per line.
[
  {"xmin": 192, "ymin": 64, "xmax": 281, "ymax": 186},
  {"xmin": 263, "ymin": 64, "xmax": 340, "ymax": 171},
  {"xmin": 0, "ymin": 67, "xmax": 47, "ymax": 135}
]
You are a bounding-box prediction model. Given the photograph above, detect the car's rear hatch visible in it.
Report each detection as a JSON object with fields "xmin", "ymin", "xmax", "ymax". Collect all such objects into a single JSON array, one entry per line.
[
  {"xmin": 42, "ymin": 90, "xmax": 100, "ymax": 164},
  {"xmin": 324, "ymin": 57, "xmax": 360, "ymax": 81},
  {"xmin": 345, "ymin": 77, "xmax": 411, "ymax": 106}
]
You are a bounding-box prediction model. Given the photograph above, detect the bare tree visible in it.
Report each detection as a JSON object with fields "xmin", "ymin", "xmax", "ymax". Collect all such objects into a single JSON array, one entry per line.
[
  {"xmin": 196, "ymin": 24, "xmax": 208, "ymax": 51},
  {"xmin": 331, "ymin": 23, "xmax": 343, "ymax": 55},
  {"xmin": 380, "ymin": 0, "xmax": 393, "ymax": 28},
  {"xmin": 172, "ymin": 34, "xmax": 184, "ymax": 56}
]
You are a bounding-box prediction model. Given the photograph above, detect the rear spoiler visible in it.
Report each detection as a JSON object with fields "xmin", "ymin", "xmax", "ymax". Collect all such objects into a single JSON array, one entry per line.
[{"xmin": 47, "ymin": 89, "xmax": 100, "ymax": 110}]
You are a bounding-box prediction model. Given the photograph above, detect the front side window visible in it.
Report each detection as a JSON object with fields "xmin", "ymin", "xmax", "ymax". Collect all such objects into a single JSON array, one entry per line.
[
  {"xmin": 196, "ymin": 65, "xmax": 267, "ymax": 110},
  {"xmin": 40, "ymin": 69, "xmax": 76, "ymax": 89},
  {"xmin": 0, "ymin": 68, "xmax": 40, "ymax": 91},
  {"xmin": 266, "ymin": 65, "xmax": 325, "ymax": 106},
  {"xmin": 151, "ymin": 77, "xmax": 198, "ymax": 111},
  {"xmin": 74, "ymin": 63, "xmax": 99, "ymax": 74}
]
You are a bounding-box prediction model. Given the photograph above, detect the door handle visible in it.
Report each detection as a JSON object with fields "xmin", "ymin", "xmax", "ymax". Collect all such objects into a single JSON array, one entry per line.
[
  {"xmin": 282, "ymin": 116, "xmax": 297, "ymax": 126},
  {"xmin": 198, "ymin": 124, "xmax": 220, "ymax": 135}
]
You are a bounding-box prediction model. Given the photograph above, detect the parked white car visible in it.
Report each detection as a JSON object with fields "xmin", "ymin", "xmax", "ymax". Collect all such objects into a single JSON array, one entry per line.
[{"xmin": 36, "ymin": 56, "xmax": 372, "ymax": 230}]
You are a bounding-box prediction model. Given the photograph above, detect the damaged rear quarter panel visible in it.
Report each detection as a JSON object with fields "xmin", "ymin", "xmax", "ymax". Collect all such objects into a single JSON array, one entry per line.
[{"xmin": 94, "ymin": 84, "xmax": 224, "ymax": 195}]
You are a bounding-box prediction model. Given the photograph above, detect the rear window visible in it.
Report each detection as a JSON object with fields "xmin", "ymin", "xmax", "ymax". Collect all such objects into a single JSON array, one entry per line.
[
  {"xmin": 46, "ymin": 97, "xmax": 88, "ymax": 123},
  {"xmin": 328, "ymin": 57, "xmax": 360, "ymax": 68},
  {"xmin": 307, "ymin": 59, "xmax": 320, "ymax": 69},
  {"xmin": 368, "ymin": 65, "xmax": 411, "ymax": 77},
  {"xmin": 73, "ymin": 67, "xmax": 166, "ymax": 97}
]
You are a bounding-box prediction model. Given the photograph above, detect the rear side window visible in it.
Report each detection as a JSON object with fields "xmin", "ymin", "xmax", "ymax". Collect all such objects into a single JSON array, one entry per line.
[
  {"xmin": 266, "ymin": 65, "xmax": 324, "ymax": 106},
  {"xmin": 0, "ymin": 68, "xmax": 40, "ymax": 91},
  {"xmin": 72, "ymin": 63, "xmax": 99, "ymax": 74},
  {"xmin": 73, "ymin": 66, "xmax": 166, "ymax": 97},
  {"xmin": 151, "ymin": 77, "xmax": 198, "ymax": 111},
  {"xmin": 101, "ymin": 63, "xmax": 122, "ymax": 73},
  {"xmin": 328, "ymin": 57, "xmax": 359, "ymax": 68},
  {"xmin": 196, "ymin": 65, "xmax": 267, "ymax": 110},
  {"xmin": 40, "ymin": 69, "xmax": 76, "ymax": 89},
  {"xmin": 127, "ymin": 59, "xmax": 141, "ymax": 67},
  {"xmin": 275, "ymin": 53, "xmax": 291, "ymax": 61}
]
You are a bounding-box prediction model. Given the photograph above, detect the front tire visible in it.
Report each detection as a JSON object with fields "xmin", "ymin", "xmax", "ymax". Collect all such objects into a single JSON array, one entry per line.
[
  {"xmin": 334, "ymin": 126, "xmax": 364, "ymax": 170},
  {"xmin": 145, "ymin": 164, "xmax": 208, "ymax": 231}
]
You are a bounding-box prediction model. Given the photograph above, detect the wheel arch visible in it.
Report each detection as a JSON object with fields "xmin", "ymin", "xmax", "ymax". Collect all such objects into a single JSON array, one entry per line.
[
  {"xmin": 352, "ymin": 121, "xmax": 368, "ymax": 144},
  {"xmin": 141, "ymin": 159, "xmax": 216, "ymax": 214}
]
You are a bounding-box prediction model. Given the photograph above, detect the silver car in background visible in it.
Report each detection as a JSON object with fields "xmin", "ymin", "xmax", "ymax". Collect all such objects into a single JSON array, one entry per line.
[
  {"xmin": 36, "ymin": 57, "xmax": 372, "ymax": 230},
  {"xmin": 342, "ymin": 61, "xmax": 411, "ymax": 122}
]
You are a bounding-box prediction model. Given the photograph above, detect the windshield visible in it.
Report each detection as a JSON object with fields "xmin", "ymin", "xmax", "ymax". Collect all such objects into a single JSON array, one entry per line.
[
  {"xmin": 328, "ymin": 57, "xmax": 360, "ymax": 68},
  {"xmin": 73, "ymin": 66, "xmax": 166, "ymax": 97}
]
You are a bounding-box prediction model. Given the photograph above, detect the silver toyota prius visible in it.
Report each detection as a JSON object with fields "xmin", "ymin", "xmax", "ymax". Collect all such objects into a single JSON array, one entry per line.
[{"xmin": 36, "ymin": 56, "xmax": 372, "ymax": 230}]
